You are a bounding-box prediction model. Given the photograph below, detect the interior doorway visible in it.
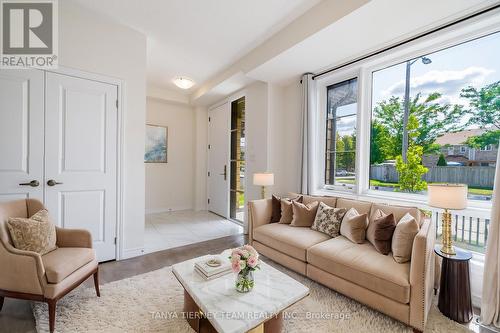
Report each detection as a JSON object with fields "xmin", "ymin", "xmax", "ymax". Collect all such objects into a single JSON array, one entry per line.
[{"xmin": 230, "ymin": 97, "xmax": 245, "ymax": 222}]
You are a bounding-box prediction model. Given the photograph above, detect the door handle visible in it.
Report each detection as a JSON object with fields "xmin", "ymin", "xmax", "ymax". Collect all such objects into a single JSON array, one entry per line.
[
  {"xmin": 19, "ymin": 180, "xmax": 39, "ymax": 187},
  {"xmin": 219, "ymin": 165, "xmax": 227, "ymax": 180},
  {"xmin": 47, "ymin": 179, "xmax": 63, "ymax": 187}
]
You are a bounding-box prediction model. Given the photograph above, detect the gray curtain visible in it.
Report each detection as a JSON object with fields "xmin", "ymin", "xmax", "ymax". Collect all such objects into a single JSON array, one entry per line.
[
  {"xmin": 300, "ymin": 73, "xmax": 315, "ymax": 195},
  {"xmin": 481, "ymin": 140, "xmax": 500, "ymax": 327}
]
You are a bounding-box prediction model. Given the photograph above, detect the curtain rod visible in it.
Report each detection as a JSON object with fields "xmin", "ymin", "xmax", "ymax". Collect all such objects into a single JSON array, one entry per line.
[{"xmin": 311, "ymin": 3, "xmax": 500, "ymax": 80}]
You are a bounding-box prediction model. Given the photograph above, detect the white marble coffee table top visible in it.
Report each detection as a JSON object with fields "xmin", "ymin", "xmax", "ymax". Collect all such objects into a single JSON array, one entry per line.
[{"xmin": 172, "ymin": 251, "xmax": 309, "ymax": 333}]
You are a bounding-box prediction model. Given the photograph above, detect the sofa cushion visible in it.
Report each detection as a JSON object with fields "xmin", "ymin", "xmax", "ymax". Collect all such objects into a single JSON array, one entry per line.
[
  {"xmin": 42, "ymin": 247, "xmax": 95, "ymax": 283},
  {"xmin": 307, "ymin": 236, "xmax": 410, "ymax": 303},
  {"xmin": 367, "ymin": 210, "xmax": 397, "ymax": 255},
  {"xmin": 392, "ymin": 213, "xmax": 419, "ymax": 263},
  {"xmin": 311, "ymin": 202, "xmax": 346, "ymax": 237},
  {"xmin": 370, "ymin": 203, "xmax": 422, "ymax": 226},
  {"xmin": 253, "ymin": 223, "xmax": 330, "ymax": 261},
  {"xmin": 336, "ymin": 198, "xmax": 372, "ymax": 215},
  {"xmin": 291, "ymin": 201, "xmax": 319, "ymax": 227},
  {"xmin": 340, "ymin": 208, "xmax": 368, "ymax": 244},
  {"xmin": 302, "ymin": 195, "xmax": 337, "ymax": 207},
  {"xmin": 278, "ymin": 196, "xmax": 303, "ymax": 224}
]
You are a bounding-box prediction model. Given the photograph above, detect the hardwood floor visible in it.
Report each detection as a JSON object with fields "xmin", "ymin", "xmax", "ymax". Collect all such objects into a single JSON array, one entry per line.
[{"xmin": 0, "ymin": 234, "xmax": 245, "ymax": 333}]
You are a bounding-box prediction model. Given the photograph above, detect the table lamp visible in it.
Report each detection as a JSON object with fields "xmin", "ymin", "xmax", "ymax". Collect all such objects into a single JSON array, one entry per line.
[
  {"xmin": 428, "ymin": 184, "xmax": 468, "ymax": 255},
  {"xmin": 253, "ymin": 173, "xmax": 274, "ymax": 199}
]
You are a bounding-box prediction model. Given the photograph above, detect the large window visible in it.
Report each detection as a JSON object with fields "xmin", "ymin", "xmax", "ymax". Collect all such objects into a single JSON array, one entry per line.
[
  {"xmin": 369, "ymin": 31, "xmax": 500, "ymax": 201},
  {"xmin": 325, "ymin": 78, "xmax": 357, "ymax": 188}
]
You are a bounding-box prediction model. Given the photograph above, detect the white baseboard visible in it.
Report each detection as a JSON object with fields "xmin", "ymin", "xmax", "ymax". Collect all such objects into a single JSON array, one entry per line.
[
  {"xmin": 121, "ymin": 247, "xmax": 145, "ymax": 260},
  {"xmin": 145, "ymin": 206, "xmax": 193, "ymax": 214}
]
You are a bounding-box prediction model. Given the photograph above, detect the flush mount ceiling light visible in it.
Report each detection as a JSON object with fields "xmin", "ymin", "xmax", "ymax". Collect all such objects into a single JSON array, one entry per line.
[{"xmin": 173, "ymin": 77, "xmax": 195, "ymax": 89}]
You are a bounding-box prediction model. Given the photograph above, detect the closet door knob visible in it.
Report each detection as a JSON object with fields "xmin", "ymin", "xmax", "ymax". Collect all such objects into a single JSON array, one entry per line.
[
  {"xmin": 19, "ymin": 180, "xmax": 39, "ymax": 187},
  {"xmin": 47, "ymin": 179, "xmax": 63, "ymax": 186}
]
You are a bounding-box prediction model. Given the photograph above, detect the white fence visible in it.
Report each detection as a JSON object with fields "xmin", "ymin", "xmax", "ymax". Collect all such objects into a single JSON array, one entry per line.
[
  {"xmin": 430, "ymin": 208, "xmax": 490, "ymax": 253},
  {"xmin": 371, "ymin": 165, "xmax": 495, "ymax": 188}
]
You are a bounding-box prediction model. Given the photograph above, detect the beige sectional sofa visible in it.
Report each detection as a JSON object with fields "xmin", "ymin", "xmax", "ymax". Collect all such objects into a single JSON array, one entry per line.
[{"xmin": 248, "ymin": 195, "xmax": 435, "ymax": 332}]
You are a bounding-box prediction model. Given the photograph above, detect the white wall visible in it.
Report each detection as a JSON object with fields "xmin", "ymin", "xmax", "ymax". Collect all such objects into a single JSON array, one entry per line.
[
  {"xmin": 146, "ymin": 98, "xmax": 195, "ymax": 213},
  {"xmin": 59, "ymin": 0, "xmax": 147, "ymax": 258}
]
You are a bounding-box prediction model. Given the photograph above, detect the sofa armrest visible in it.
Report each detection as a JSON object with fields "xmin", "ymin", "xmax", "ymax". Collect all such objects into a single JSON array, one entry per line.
[
  {"xmin": 409, "ymin": 216, "xmax": 436, "ymax": 331},
  {"xmin": 248, "ymin": 199, "xmax": 272, "ymax": 244},
  {"xmin": 56, "ymin": 227, "xmax": 93, "ymax": 248},
  {"xmin": 0, "ymin": 241, "xmax": 46, "ymax": 295}
]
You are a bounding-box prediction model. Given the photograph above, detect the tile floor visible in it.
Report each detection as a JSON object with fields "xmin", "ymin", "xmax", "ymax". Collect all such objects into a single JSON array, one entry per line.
[{"xmin": 144, "ymin": 210, "xmax": 244, "ymax": 253}]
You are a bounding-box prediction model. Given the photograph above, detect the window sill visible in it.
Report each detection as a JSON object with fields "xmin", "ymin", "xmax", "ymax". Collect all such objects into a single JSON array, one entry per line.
[{"xmin": 313, "ymin": 188, "xmax": 492, "ymax": 218}]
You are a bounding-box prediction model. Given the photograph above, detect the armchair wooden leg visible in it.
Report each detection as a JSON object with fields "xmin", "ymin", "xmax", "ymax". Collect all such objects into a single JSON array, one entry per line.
[
  {"xmin": 93, "ymin": 268, "xmax": 100, "ymax": 297},
  {"xmin": 48, "ymin": 299, "xmax": 56, "ymax": 333},
  {"xmin": 0, "ymin": 296, "xmax": 4, "ymax": 311}
]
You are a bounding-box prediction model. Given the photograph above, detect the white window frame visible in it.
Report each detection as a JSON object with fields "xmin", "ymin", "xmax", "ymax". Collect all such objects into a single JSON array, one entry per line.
[
  {"xmin": 312, "ymin": 8, "xmax": 500, "ymax": 214},
  {"xmin": 480, "ymin": 144, "xmax": 492, "ymax": 151},
  {"xmin": 316, "ymin": 68, "xmax": 362, "ymax": 193},
  {"xmin": 460, "ymin": 146, "xmax": 467, "ymax": 153}
]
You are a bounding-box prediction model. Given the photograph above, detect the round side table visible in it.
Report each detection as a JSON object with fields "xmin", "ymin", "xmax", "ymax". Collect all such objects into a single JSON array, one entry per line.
[{"xmin": 434, "ymin": 245, "xmax": 473, "ymax": 323}]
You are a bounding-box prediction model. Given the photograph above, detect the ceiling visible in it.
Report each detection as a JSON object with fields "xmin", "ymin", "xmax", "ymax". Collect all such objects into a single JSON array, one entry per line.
[
  {"xmin": 247, "ymin": 0, "xmax": 499, "ymax": 85},
  {"xmin": 73, "ymin": 0, "xmax": 321, "ymax": 93}
]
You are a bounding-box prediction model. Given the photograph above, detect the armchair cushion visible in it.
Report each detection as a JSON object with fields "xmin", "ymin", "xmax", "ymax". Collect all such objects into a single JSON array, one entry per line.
[
  {"xmin": 42, "ymin": 247, "xmax": 95, "ymax": 283},
  {"xmin": 7, "ymin": 209, "xmax": 57, "ymax": 255}
]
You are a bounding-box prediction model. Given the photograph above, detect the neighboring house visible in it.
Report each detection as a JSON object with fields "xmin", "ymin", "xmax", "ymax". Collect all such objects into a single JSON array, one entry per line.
[{"xmin": 423, "ymin": 128, "xmax": 497, "ymax": 167}]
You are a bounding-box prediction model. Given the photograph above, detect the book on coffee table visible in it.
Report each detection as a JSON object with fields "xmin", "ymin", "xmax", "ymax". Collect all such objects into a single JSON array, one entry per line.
[{"xmin": 194, "ymin": 256, "xmax": 232, "ymax": 280}]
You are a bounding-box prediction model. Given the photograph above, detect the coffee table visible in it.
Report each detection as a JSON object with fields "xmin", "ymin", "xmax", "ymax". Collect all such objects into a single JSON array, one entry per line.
[{"xmin": 172, "ymin": 252, "xmax": 309, "ymax": 333}]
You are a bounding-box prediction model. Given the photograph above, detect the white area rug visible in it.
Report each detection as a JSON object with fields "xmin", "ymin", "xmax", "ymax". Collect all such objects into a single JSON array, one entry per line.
[{"xmin": 32, "ymin": 261, "xmax": 472, "ymax": 333}]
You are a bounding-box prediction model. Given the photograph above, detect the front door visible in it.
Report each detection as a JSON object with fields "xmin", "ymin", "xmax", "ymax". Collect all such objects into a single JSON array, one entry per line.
[
  {"xmin": 44, "ymin": 72, "xmax": 118, "ymax": 261},
  {"xmin": 0, "ymin": 69, "xmax": 44, "ymax": 203},
  {"xmin": 207, "ymin": 103, "xmax": 230, "ymax": 218}
]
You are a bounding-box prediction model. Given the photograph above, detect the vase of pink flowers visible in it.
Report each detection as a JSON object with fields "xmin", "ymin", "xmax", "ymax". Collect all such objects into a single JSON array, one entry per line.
[{"xmin": 229, "ymin": 245, "xmax": 260, "ymax": 293}]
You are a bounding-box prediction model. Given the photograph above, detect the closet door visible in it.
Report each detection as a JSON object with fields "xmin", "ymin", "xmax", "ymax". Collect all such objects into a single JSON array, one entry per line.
[
  {"xmin": 45, "ymin": 72, "xmax": 118, "ymax": 261},
  {"xmin": 0, "ymin": 69, "xmax": 44, "ymax": 203}
]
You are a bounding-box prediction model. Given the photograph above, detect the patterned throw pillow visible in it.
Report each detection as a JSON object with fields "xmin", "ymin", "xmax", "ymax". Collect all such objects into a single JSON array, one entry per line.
[
  {"xmin": 311, "ymin": 202, "xmax": 347, "ymax": 237},
  {"xmin": 7, "ymin": 209, "xmax": 57, "ymax": 255}
]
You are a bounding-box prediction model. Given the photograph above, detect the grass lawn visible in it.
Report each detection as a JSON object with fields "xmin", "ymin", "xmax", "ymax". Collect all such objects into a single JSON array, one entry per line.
[{"xmin": 334, "ymin": 178, "xmax": 493, "ymax": 196}]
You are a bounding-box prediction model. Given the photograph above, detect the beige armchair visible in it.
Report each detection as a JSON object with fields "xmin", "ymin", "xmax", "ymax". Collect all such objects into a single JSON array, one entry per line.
[{"xmin": 0, "ymin": 199, "xmax": 99, "ymax": 333}]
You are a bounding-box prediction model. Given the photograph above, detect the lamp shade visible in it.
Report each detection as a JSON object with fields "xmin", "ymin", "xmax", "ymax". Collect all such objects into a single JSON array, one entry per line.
[
  {"xmin": 428, "ymin": 184, "xmax": 468, "ymax": 210},
  {"xmin": 253, "ymin": 173, "xmax": 274, "ymax": 186}
]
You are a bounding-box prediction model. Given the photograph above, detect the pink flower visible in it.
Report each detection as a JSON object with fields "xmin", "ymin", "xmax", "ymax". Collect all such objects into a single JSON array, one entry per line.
[
  {"xmin": 240, "ymin": 250, "xmax": 250, "ymax": 259},
  {"xmin": 247, "ymin": 255, "xmax": 259, "ymax": 268},
  {"xmin": 231, "ymin": 261, "xmax": 241, "ymax": 273},
  {"xmin": 231, "ymin": 254, "xmax": 241, "ymax": 264}
]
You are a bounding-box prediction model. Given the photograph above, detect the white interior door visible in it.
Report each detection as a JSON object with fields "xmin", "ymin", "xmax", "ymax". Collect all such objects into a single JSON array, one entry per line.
[
  {"xmin": 45, "ymin": 72, "xmax": 118, "ymax": 261},
  {"xmin": 0, "ymin": 69, "xmax": 44, "ymax": 203},
  {"xmin": 208, "ymin": 103, "xmax": 230, "ymax": 218}
]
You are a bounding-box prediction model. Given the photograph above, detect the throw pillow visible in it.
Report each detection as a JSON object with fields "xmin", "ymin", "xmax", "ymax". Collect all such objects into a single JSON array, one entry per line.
[
  {"xmin": 290, "ymin": 201, "xmax": 319, "ymax": 227},
  {"xmin": 271, "ymin": 195, "xmax": 282, "ymax": 223},
  {"xmin": 367, "ymin": 209, "xmax": 397, "ymax": 255},
  {"xmin": 272, "ymin": 195, "xmax": 302, "ymax": 223},
  {"xmin": 311, "ymin": 202, "xmax": 347, "ymax": 237},
  {"xmin": 392, "ymin": 213, "xmax": 420, "ymax": 263},
  {"xmin": 340, "ymin": 208, "xmax": 368, "ymax": 243},
  {"xmin": 7, "ymin": 209, "xmax": 57, "ymax": 255},
  {"xmin": 278, "ymin": 196, "xmax": 303, "ymax": 224}
]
